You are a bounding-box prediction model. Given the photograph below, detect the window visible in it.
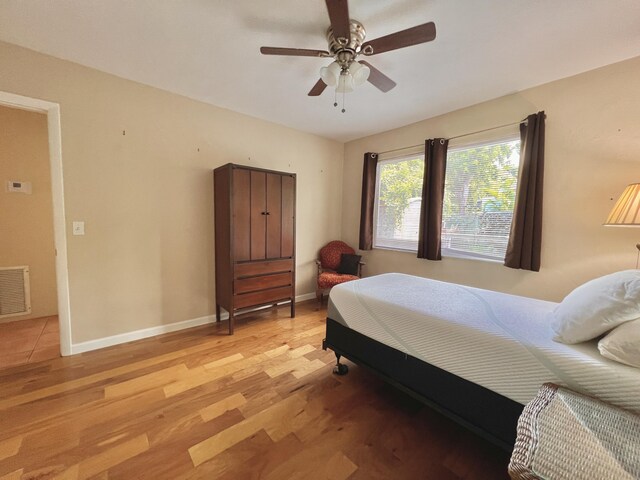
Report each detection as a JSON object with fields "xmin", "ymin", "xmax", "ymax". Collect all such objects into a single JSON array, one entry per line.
[
  {"xmin": 373, "ymin": 154, "xmax": 425, "ymax": 251},
  {"xmin": 442, "ymin": 138, "xmax": 520, "ymax": 260},
  {"xmin": 372, "ymin": 136, "xmax": 521, "ymax": 261}
]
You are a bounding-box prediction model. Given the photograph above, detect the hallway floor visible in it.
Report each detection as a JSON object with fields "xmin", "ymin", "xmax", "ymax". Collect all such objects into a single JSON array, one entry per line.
[{"xmin": 0, "ymin": 315, "xmax": 60, "ymax": 369}]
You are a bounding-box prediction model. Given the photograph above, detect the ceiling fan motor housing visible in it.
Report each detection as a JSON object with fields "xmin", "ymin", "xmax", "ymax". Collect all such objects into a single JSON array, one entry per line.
[{"xmin": 327, "ymin": 20, "xmax": 366, "ymax": 69}]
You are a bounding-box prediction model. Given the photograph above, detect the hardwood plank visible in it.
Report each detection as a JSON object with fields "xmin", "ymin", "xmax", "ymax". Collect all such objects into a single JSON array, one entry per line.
[
  {"xmin": 55, "ymin": 434, "xmax": 149, "ymax": 479},
  {"xmin": 199, "ymin": 393, "xmax": 247, "ymax": 422},
  {"xmin": 104, "ymin": 363, "xmax": 189, "ymax": 399},
  {"xmin": 203, "ymin": 352, "xmax": 244, "ymax": 369},
  {"xmin": 264, "ymin": 357, "xmax": 305, "ymax": 378},
  {"xmin": 326, "ymin": 451, "xmax": 358, "ymax": 480},
  {"xmin": 0, "ymin": 469, "xmax": 22, "ymax": 480},
  {"xmin": 164, "ymin": 348, "xmax": 284, "ymax": 398},
  {"xmin": 291, "ymin": 358, "xmax": 326, "ymax": 379},
  {"xmin": 177, "ymin": 430, "xmax": 278, "ymax": 480},
  {"xmin": 0, "ymin": 437, "xmax": 21, "ymax": 462},
  {"xmin": 188, "ymin": 393, "xmax": 307, "ymax": 466}
]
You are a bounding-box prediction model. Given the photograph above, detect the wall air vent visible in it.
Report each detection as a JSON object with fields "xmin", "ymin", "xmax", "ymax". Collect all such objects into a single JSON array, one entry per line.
[{"xmin": 0, "ymin": 266, "xmax": 32, "ymax": 319}]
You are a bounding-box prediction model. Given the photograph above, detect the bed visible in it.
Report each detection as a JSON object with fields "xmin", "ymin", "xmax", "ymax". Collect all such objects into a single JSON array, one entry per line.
[{"xmin": 322, "ymin": 273, "xmax": 640, "ymax": 450}]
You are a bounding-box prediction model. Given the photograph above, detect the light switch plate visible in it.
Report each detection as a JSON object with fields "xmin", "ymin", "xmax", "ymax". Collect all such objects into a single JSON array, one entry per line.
[{"xmin": 72, "ymin": 221, "xmax": 85, "ymax": 236}]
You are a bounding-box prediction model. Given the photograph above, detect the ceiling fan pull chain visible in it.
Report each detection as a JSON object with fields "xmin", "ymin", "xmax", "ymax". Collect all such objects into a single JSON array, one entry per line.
[
  {"xmin": 334, "ymin": 88, "xmax": 338, "ymax": 108},
  {"xmin": 342, "ymin": 90, "xmax": 346, "ymax": 113}
]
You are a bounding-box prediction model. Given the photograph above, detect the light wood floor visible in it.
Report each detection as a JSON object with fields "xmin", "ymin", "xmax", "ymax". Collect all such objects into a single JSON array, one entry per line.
[
  {"xmin": 0, "ymin": 315, "xmax": 60, "ymax": 369},
  {"xmin": 0, "ymin": 302, "xmax": 510, "ymax": 479}
]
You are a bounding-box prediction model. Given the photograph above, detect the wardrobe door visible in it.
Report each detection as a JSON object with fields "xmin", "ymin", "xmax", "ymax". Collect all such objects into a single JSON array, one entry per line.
[
  {"xmin": 250, "ymin": 171, "xmax": 266, "ymax": 260},
  {"xmin": 232, "ymin": 168, "xmax": 251, "ymax": 261},
  {"xmin": 281, "ymin": 175, "xmax": 295, "ymax": 258},
  {"xmin": 265, "ymin": 173, "xmax": 282, "ymax": 259}
]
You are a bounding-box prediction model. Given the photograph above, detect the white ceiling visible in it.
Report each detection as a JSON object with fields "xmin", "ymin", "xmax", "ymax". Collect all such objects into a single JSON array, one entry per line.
[{"xmin": 1, "ymin": 0, "xmax": 639, "ymax": 142}]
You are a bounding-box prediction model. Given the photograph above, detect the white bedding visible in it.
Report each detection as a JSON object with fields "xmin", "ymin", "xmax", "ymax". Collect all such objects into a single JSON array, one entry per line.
[{"xmin": 327, "ymin": 273, "xmax": 640, "ymax": 413}]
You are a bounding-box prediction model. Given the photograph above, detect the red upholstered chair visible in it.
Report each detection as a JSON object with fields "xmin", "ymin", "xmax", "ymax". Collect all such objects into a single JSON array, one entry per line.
[{"xmin": 316, "ymin": 240, "xmax": 364, "ymax": 307}]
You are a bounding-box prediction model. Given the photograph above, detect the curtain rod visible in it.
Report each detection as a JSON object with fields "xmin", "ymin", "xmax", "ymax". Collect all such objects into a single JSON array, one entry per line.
[{"xmin": 376, "ymin": 117, "xmax": 528, "ymax": 156}]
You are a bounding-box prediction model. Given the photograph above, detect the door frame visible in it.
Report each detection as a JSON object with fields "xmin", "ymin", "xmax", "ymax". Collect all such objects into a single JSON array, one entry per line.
[{"xmin": 0, "ymin": 90, "xmax": 72, "ymax": 356}]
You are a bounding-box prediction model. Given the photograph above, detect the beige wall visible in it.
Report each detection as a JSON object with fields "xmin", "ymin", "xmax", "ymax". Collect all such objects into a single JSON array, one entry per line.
[
  {"xmin": 0, "ymin": 105, "xmax": 57, "ymax": 321},
  {"xmin": 343, "ymin": 56, "xmax": 640, "ymax": 302},
  {"xmin": 0, "ymin": 41, "xmax": 343, "ymax": 344}
]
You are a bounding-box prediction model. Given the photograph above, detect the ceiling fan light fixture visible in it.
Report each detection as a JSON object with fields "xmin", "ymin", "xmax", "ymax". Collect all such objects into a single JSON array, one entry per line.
[
  {"xmin": 336, "ymin": 71, "xmax": 355, "ymax": 93},
  {"xmin": 261, "ymin": 1, "xmax": 437, "ymax": 103},
  {"xmin": 349, "ymin": 61, "xmax": 370, "ymax": 87},
  {"xmin": 320, "ymin": 61, "xmax": 341, "ymax": 87}
]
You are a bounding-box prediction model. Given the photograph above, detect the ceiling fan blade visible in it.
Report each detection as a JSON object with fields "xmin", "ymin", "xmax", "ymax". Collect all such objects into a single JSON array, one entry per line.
[
  {"xmin": 260, "ymin": 46, "xmax": 331, "ymax": 57},
  {"xmin": 359, "ymin": 61, "xmax": 396, "ymax": 92},
  {"xmin": 325, "ymin": 0, "xmax": 351, "ymax": 43},
  {"xmin": 361, "ymin": 22, "xmax": 436, "ymax": 56},
  {"xmin": 308, "ymin": 79, "xmax": 328, "ymax": 96}
]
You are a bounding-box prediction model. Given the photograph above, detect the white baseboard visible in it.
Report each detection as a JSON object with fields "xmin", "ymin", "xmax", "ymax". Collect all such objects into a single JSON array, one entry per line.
[
  {"xmin": 70, "ymin": 313, "xmax": 218, "ymax": 354},
  {"xmin": 70, "ymin": 291, "xmax": 318, "ymax": 355},
  {"xmin": 295, "ymin": 292, "xmax": 316, "ymax": 302}
]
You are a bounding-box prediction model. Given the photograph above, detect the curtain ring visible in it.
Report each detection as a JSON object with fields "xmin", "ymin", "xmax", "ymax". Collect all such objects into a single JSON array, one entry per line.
[
  {"xmin": 439, "ymin": 139, "xmax": 445, "ymax": 145},
  {"xmin": 370, "ymin": 153, "xmax": 377, "ymax": 158}
]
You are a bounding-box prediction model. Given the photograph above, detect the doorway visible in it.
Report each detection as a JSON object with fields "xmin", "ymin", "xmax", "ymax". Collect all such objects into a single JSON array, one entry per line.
[
  {"xmin": 0, "ymin": 105, "xmax": 59, "ymax": 367},
  {"xmin": 0, "ymin": 92, "xmax": 72, "ymax": 368}
]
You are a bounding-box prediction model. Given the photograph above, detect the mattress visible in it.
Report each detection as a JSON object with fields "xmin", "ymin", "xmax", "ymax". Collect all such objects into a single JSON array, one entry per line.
[{"xmin": 327, "ymin": 273, "xmax": 640, "ymax": 413}]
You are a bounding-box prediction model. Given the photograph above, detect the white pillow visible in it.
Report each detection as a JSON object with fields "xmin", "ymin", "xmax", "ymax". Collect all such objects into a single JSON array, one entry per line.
[
  {"xmin": 551, "ymin": 269, "xmax": 640, "ymax": 344},
  {"xmin": 598, "ymin": 319, "xmax": 640, "ymax": 368}
]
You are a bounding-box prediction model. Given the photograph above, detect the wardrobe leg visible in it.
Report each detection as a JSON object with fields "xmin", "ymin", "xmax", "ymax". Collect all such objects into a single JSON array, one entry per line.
[
  {"xmin": 228, "ymin": 313, "xmax": 234, "ymax": 335},
  {"xmin": 216, "ymin": 304, "xmax": 221, "ymax": 322},
  {"xmin": 290, "ymin": 299, "xmax": 296, "ymax": 318}
]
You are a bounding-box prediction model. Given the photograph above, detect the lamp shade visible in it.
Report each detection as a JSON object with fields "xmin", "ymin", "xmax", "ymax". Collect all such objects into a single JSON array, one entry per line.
[
  {"xmin": 349, "ymin": 61, "xmax": 370, "ymax": 86},
  {"xmin": 604, "ymin": 183, "xmax": 640, "ymax": 226},
  {"xmin": 320, "ymin": 61, "xmax": 341, "ymax": 87},
  {"xmin": 336, "ymin": 72, "xmax": 354, "ymax": 93}
]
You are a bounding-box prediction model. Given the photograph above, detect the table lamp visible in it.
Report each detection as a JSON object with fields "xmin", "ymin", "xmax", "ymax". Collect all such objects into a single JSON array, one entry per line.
[{"xmin": 604, "ymin": 183, "xmax": 640, "ymax": 267}]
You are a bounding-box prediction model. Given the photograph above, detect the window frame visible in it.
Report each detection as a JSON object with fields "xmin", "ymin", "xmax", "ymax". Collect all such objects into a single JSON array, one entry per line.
[{"xmin": 371, "ymin": 133, "xmax": 521, "ymax": 263}]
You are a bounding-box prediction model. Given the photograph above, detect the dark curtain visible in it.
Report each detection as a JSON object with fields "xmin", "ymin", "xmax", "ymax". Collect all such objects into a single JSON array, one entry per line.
[
  {"xmin": 505, "ymin": 111, "xmax": 546, "ymax": 271},
  {"xmin": 359, "ymin": 152, "xmax": 378, "ymax": 250},
  {"xmin": 417, "ymin": 139, "xmax": 449, "ymax": 260}
]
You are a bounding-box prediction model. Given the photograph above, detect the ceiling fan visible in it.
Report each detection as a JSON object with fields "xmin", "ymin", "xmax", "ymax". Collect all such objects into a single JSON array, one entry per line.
[{"xmin": 260, "ymin": 0, "xmax": 436, "ymax": 107}]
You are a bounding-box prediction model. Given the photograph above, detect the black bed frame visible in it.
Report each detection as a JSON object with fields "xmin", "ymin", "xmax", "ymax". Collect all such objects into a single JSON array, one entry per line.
[{"xmin": 322, "ymin": 317, "xmax": 523, "ymax": 451}]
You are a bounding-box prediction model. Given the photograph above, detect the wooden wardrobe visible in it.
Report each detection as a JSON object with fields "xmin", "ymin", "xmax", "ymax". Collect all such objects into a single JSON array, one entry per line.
[{"xmin": 213, "ymin": 163, "xmax": 296, "ymax": 334}]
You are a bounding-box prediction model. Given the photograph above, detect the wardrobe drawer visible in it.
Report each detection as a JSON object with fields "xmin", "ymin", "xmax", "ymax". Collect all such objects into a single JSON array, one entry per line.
[
  {"xmin": 234, "ymin": 259, "xmax": 293, "ymax": 278},
  {"xmin": 234, "ymin": 272, "xmax": 292, "ymax": 294},
  {"xmin": 234, "ymin": 286, "xmax": 292, "ymax": 309}
]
